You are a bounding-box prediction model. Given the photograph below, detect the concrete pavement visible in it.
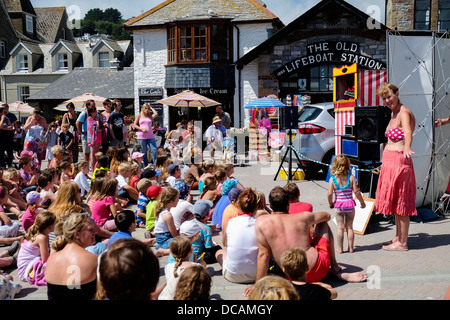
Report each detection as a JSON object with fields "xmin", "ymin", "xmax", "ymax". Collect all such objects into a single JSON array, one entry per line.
[{"xmin": 4, "ymin": 161, "xmax": 450, "ymax": 300}]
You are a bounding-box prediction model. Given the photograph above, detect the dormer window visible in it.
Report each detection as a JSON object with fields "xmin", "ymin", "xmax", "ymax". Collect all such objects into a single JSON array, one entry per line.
[
  {"xmin": 56, "ymin": 53, "xmax": 68, "ymax": 71},
  {"xmin": 99, "ymin": 52, "xmax": 110, "ymax": 68},
  {"xmin": 26, "ymin": 15, "xmax": 34, "ymax": 34},
  {"xmin": 17, "ymin": 54, "xmax": 29, "ymax": 72}
]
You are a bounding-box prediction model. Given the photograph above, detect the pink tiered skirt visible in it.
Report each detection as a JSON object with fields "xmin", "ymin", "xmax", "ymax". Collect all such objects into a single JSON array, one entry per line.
[{"xmin": 374, "ymin": 150, "xmax": 417, "ymax": 216}]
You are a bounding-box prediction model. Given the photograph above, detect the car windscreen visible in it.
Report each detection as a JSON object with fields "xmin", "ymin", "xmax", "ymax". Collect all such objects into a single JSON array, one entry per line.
[{"xmin": 298, "ymin": 107, "xmax": 321, "ymax": 122}]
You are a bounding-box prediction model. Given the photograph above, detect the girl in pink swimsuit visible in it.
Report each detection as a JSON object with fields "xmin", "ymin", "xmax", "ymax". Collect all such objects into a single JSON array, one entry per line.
[{"xmin": 328, "ymin": 155, "xmax": 366, "ymax": 254}]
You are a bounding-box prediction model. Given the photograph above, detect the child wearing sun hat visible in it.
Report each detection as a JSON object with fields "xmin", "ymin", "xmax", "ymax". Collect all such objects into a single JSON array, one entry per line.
[{"xmin": 21, "ymin": 191, "xmax": 43, "ymax": 232}]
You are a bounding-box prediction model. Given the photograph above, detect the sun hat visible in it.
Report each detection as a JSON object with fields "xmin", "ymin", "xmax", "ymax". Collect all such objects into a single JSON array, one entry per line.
[
  {"xmin": 136, "ymin": 178, "xmax": 152, "ymax": 195},
  {"xmin": 179, "ymin": 220, "xmax": 201, "ymax": 238},
  {"xmin": 222, "ymin": 179, "xmax": 239, "ymax": 195},
  {"xmin": 146, "ymin": 185, "xmax": 163, "ymax": 199},
  {"xmin": 212, "ymin": 116, "xmax": 221, "ymax": 123},
  {"xmin": 132, "ymin": 152, "xmax": 144, "ymax": 160},
  {"xmin": 174, "ymin": 181, "xmax": 190, "ymax": 200},
  {"xmin": 193, "ymin": 200, "xmax": 213, "ymax": 218},
  {"xmin": 26, "ymin": 191, "xmax": 41, "ymax": 204}
]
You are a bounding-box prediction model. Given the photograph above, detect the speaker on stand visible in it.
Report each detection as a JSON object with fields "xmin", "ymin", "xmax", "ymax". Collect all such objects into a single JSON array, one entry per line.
[{"xmin": 353, "ymin": 106, "xmax": 391, "ymax": 198}]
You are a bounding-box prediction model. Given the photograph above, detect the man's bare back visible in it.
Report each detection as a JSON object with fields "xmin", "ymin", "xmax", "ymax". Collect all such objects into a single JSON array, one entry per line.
[{"xmin": 255, "ymin": 211, "xmax": 329, "ymax": 272}]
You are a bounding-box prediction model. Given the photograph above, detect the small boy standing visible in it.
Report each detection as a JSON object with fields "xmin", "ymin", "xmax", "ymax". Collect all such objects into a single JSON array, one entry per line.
[
  {"xmin": 59, "ymin": 123, "xmax": 76, "ymax": 161},
  {"xmin": 280, "ymin": 247, "xmax": 337, "ymax": 300},
  {"xmin": 45, "ymin": 122, "xmax": 59, "ymax": 160}
]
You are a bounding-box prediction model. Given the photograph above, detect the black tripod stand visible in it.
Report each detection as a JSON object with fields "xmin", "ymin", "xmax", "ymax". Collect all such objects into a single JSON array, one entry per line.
[{"xmin": 274, "ymin": 129, "xmax": 305, "ymax": 182}]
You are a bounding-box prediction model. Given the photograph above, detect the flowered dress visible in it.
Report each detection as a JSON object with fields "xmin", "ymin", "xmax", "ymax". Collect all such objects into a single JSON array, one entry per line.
[{"xmin": 24, "ymin": 125, "xmax": 47, "ymax": 161}]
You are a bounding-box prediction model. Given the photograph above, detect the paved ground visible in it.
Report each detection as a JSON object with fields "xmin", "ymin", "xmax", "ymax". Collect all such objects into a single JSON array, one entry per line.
[{"xmin": 3, "ymin": 160, "xmax": 450, "ymax": 300}]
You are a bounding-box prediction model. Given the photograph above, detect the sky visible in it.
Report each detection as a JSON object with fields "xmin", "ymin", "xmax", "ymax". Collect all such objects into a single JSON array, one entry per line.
[{"xmin": 30, "ymin": 0, "xmax": 386, "ymax": 25}]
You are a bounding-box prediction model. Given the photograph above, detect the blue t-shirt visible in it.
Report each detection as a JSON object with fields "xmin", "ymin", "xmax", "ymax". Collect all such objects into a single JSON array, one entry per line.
[
  {"xmin": 107, "ymin": 231, "xmax": 132, "ymax": 248},
  {"xmin": 192, "ymin": 219, "xmax": 214, "ymax": 260},
  {"xmin": 136, "ymin": 193, "xmax": 149, "ymax": 213},
  {"xmin": 77, "ymin": 112, "xmax": 88, "ymax": 134}
]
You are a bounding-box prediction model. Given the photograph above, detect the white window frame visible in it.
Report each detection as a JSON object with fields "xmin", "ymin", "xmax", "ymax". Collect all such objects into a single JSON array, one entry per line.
[
  {"xmin": 0, "ymin": 42, "xmax": 5, "ymax": 59},
  {"xmin": 26, "ymin": 15, "xmax": 34, "ymax": 33},
  {"xmin": 17, "ymin": 86, "xmax": 30, "ymax": 102},
  {"xmin": 99, "ymin": 52, "xmax": 110, "ymax": 68},
  {"xmin": 16, "ymin": 54, "xmax": 29, "ymax": 72},
  {"xmin": 56, "ymin": 53, "xmax": 68, "ymax": 71}
]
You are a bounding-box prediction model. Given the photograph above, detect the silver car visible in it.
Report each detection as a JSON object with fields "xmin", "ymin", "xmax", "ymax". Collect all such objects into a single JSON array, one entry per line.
[{"xmin": 280, "ymin": 102, "xmax": 335, "ymax": 178}]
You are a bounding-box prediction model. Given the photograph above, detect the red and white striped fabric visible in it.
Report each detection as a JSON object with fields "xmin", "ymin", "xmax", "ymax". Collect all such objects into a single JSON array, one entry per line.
[
  {"xmin": 358, "ymin": 70, "xmax": 387, "ymax": 107},
  {"xmin": 335, "ymin": 108, "xmax": 354, "ymax": 155}
]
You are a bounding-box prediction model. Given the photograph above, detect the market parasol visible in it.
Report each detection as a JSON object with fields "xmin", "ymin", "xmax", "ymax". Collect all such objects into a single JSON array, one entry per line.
[
  {"xmin": 55, "ymin": 93, "xmax": 107, "ymax": 111},
  {"xmin": 156, "ymin": 90, "xmax": 221, "ymax": 120},
  {"xmin": 8, "ymin": 101, "xmax": 35, "ymax": 117}
]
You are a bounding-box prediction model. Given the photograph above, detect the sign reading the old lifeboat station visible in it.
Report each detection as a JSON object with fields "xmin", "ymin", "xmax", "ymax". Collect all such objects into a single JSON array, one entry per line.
[{"xmin": 274, "ymin": 41, "xmax": 385, "ymax": 79}]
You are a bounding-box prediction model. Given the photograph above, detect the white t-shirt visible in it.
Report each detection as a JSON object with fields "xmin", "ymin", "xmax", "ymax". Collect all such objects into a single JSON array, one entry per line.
[
  {"xmin": 115, "ymin": 174, "xmax": 128, "ymax": 188},
  {"xmin": 165, "ymin": 175, "xmax": 177, "ymax": 187},
  {"xmin": 170, "ymin": 199, "xmax": 194, "ymax": 230},
  {"xmin": 158, "ymin": 262, "xmax": 200, "ymax": 300},
  {"xmin": 224, "ymin": 215, "xmax": 258, "ymax": 275},
  {"xmin": 154, "ymin": 208, "xmax": 171, "ymax": 234}
]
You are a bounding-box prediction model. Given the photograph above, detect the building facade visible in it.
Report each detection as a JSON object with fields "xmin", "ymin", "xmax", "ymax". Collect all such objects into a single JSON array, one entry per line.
[{"xmin": 124, "ymin": 0, "xmax": 283, "ymax": 131}]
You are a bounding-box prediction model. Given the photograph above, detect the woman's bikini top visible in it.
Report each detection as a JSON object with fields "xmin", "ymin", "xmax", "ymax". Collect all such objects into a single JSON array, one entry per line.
[{"xmin": 385, "ymin": 128, "xmax": 405, "ymax": 142}]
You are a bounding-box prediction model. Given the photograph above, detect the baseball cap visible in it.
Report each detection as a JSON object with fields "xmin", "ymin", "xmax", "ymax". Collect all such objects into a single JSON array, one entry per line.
[
  {"xmin": 146, "ymin": 185, "xmax": 163, "ymax": 199},
  {"xmin": 213, "ymin": 116, "xmax": 221, "ymax": 123},
  {"xmin": 193, "ymin": 200, "xmax": 213, "ymax": 218},
  {"xmin": 26, "ymin": 191, "xmax": 41, "ymax": 204},
  {"xmin": 179, "ymin": 220, "xmax": 201, "ymax": 238},
  {"xmin": 228, "ymin": 188, "xmax": 242, "ymax": 202},
  {"xmin": 136, "ymin": 178, "xmax": 152, "ymax": 195},
  {"xmin": 174, "ymin": 181, "xmax": 190, "ymax": 200},
  {"xmin": 142, "ymin": 168, "xmax": 161, "ymax": 179},
  {"xmin": 132, "ymin": 152, "xmax": 144, "ymax": 160},
  {"xmin": 168, "ymin": 164, "xmax": 179, "ymax": 175}
]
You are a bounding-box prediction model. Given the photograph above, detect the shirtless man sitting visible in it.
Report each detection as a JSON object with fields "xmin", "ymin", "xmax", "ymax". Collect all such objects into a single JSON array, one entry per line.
[{"xmin": 244, "ymin": 186, "xmax": 367, "ymax": 296}]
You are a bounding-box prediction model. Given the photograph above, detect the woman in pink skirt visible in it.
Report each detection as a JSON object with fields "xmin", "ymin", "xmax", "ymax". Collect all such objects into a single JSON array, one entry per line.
[{"xmin": 375, "ymin": 82, "xmax": 416, "ymax": 251}]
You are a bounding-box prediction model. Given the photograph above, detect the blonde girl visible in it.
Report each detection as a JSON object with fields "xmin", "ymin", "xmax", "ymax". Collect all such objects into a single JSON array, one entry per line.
[
  {"xmin": 17, "ymin": 211, "xmax": 56, "ymax": 286},
  {"xmin": 154, "ymin": 187, "xmax": 180, "ymax": 256},
  {"xmin": 128, "ymin": 162, "xmax": 141, "ymax": 190},
  {"xmin": 327, "ymin": 155, "xmax": 365, "ymax": 254},
  {"xmin": 158, "ymin": 236, "xmax": 200, "ymax": 300}
]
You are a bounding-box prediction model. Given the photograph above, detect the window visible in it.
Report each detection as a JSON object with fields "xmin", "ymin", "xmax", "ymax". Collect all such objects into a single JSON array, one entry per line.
[
  {"xmin": 438, "ymin": 1, "xmax": 450, "ymax": 31},
  {"xmin": 415, "ymin": 0, "xmax": 431, "ymax": 30},
  {"xmin": 16, "ymin": 54, "xmax": 28, "ymax": 72},
  {"xmin": 99, "ymin": 52, "xmax": 110, "ymax": 68},
  {"xmin": 310, "ymin": 65, "xmax": 337, "ymax": 92},
  {"xmin": 56, "ymin": 53, "xmax": 68, "ymax": 71},
  {"xmin": 0, "ymin": 42, "xmax": 5, "ymax": 59},
  {"xmin": 26, "ymin": 15, "xmax": 34, "ymax": 33},
  {"xmin": 17, "ymin": 86, "xmax": 30, "ymax": 102},
  {"xmin": 167, "ymin": 22, "xmax": 232, "ymax": 64}
]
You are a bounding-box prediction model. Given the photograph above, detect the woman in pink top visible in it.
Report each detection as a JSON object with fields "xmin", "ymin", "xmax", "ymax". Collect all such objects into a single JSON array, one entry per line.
[{"xmin": 133, "ymin": 103, "xmax": 158, "ymax": 167}]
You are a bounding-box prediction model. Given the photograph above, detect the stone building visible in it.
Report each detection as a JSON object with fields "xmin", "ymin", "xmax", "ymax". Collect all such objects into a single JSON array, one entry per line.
[
  {"xmin": 386, "ymin": 0, "xmax": 450, "ymax": 31},
  {"xmin": 235, "ymin": 0, "xmax": 387, "ymax": 125},
  {"xmin": 124, "ymin": 0, "xmax": 283, "ymax": 130}
]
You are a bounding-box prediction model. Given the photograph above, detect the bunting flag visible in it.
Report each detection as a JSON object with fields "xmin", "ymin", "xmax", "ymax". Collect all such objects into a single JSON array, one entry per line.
[{"xmin": 359, "ymin": 70, "xmax": 387, "ymax": 107}]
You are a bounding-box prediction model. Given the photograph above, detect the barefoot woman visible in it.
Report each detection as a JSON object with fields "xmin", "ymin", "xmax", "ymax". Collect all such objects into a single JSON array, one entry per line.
[{"xmin": 375, "ymin": 83, "xmax": 417, "ymax": 251}]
